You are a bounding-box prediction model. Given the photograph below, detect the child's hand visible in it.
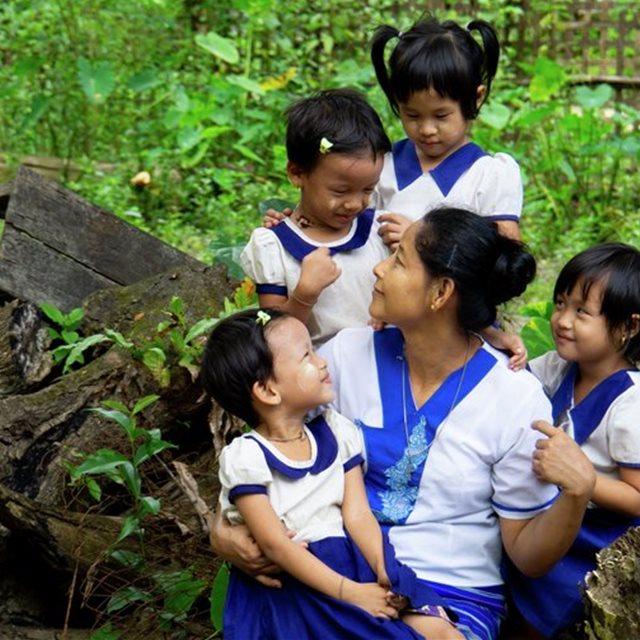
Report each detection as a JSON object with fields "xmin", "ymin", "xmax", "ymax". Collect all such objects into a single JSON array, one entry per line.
[
  {"xmin": 296, "ymin": 247, "xmax": 341, "ymax": 303},
  {"xmin": 481, "ymin": 326, "xmax": 528, "ymax": 371},
  {"xmin": 531, "ymin": 421, "xmax": 596, "ymax": 497},
  {"xmin": 262, "ymin": 207, "xmax": 293, "ymax": 228},
  {"xmin": 342, "ymin": 580, "xmax": 400, "ymax": 619},
  {"xmin": 377, "ymin": 212, "xmax": 412, "ymax": 251}
]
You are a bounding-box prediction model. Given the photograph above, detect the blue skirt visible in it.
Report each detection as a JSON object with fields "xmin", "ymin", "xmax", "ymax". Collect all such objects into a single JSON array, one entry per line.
[
  {"xmin": 507, "ymin": 508, "xmax": 640, "ymax": 637},
  {"xmin": 223, "ymin": 533, "xmax": 445, "ymax": 640}
]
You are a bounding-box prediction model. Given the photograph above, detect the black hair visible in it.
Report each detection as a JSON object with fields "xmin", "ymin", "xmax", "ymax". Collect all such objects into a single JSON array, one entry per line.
[
  {"xmin": 199, "ymin": 308, "xmax": 288, "ymax": 427},
  {"xmin": 554, "ymin": 243, "xmax": 640, "ymax": 361},
  {"xmin": 414, "ymin": 207, "xmax": 536, "ymax": 331},
  {"xmin": 371, "ymin": 15, "xmax": 499, "ymax": 119},
  {"xmin": 286, "ymin": 88, "xmax": 391, "ymax": 172}
]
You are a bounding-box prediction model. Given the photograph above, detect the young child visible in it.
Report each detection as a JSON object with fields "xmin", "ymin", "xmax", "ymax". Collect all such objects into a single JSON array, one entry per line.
[
  {"xmin": 508, "ymin": 243, "xmax": 640, "ymax": 638},
  {"xmin": 201, "ymin": 308, "xmax": 460, "ymax": 640},
  {"xmin": 241, "ymin": 88, "xmax": 390, "ymax": 346},
  {"xmin": 370, "ymin": 15, "xmax": 522, "ymax": 250}
]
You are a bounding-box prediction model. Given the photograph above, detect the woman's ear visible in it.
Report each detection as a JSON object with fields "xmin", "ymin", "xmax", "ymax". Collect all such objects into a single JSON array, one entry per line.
[
  {"xmin": 252, "ymin": 379, "xmax": 281, "ymax": 407},
  {"xmin": 287, "ymin": 161, "xmax": 305, "ymax": 188},
  {"xmin": 428, "ymin": 277, "xmax": 456, "ymax": 312}
]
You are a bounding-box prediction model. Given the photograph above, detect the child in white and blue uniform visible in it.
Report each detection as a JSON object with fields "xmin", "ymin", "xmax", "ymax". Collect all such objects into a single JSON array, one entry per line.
[
  {"xmin": 507, "ymin": 243, "xmax": 640, "ymax": 638},
  {"xmin": 241, "ymin": 89, "xmax": 389, "ymax": 346},
  {"xmin": 201, "ymin": 308, "xmax": 458, "ymax": 640},
  {"xmin": 370, "ymin": 16, "xmax": 522, "ymax": 249}
]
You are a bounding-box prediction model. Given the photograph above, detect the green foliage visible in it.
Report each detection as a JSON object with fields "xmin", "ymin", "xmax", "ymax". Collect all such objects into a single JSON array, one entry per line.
[
  {"xmin": 519, "ymin": 301, "xmax": 556, "ymax": 359},
  {"xmin": 210, "ymin": 562, "xmax": 230, "ymax": 632}
]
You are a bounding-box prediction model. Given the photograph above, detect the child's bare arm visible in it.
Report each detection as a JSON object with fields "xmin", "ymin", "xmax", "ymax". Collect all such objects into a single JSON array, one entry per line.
[
  {"xmin": 480, "ymin": 324, "xmax": 527, "ymax": 371},
  {"xmin": 235, "ymin": 494, "xmax": 399, "ymax": 618},
  {"xmin": 496, "ymin": 219, "xmax": 521, "ymax": 241},
  {"xmin": 591, "ymin": 468, "xmax": 640, "ymax": 517},
  {"xmin": 342, "ymin": 465, "xmax": 387, "ymax": 585}
]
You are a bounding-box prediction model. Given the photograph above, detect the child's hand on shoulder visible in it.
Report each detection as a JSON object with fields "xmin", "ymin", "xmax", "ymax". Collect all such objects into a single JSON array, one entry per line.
[
  {"xmin": 481, "ymin": 325, "xmax": 528, "ymax": 371},
  {"xmin": 377, "ymin": 212, "xmax": 412, "ymax": 251},
  {"xmin": 263, "ymin": 207, "xmax": 293, "ymax": 228}
]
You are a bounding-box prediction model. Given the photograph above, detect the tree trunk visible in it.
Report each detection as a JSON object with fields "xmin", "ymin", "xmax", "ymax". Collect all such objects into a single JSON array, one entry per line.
[{"xmin": 583, "ymin": 527, "xmax": 640, "ymax": 639}]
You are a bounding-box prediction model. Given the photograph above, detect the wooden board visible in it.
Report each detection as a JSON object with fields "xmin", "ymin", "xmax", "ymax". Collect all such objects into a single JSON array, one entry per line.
[{"xmin": 0, "ymin": 166, "xmax": 203, "ymax": 311}]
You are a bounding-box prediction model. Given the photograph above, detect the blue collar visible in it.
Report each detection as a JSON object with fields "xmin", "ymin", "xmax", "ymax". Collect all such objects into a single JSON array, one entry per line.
[
  {"xmin": 551, "ymin": 364, "xmax": 634, "ymax": 445},
  {"xmin": 373, "ymin": 327, "xmax": 496, "ymax": 432},
  {"xmin": 270, "ymin": 210, "xmax": 375, "ymax": 262},
  {"xmin": 392, "ymin": 139, "xmax": 488, "ymax": 195},
  {"xmin": 246, "ymin": 414, "xmax": 338, "ymax": 478}
]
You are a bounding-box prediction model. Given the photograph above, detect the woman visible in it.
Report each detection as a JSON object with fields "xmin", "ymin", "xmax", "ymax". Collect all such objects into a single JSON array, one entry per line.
[{"xmin": 211, "ymin": 208, "xmax": 595, "ymax": 640}]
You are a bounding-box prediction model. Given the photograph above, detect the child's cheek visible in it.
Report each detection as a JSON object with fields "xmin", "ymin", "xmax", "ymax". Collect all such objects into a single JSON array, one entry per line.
[{"xmin": 296, "ymin": 362, "xmax": 318, "ymax": 391}]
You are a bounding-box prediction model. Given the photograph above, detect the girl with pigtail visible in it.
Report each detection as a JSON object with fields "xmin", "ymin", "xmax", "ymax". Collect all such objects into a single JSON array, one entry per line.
[{"xmin": 370, "ymin": 15, "xmax": 521, "ymax": 250}]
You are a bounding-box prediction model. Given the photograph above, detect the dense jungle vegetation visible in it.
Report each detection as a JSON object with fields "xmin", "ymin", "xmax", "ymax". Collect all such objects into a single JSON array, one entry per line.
[
  {"xmin": 0, "ymin": 2, "xmax": 639, "ymax": 637},
  {"xmin": 1, "ymin": 0, "xmax": 639, "ymax": 304}
]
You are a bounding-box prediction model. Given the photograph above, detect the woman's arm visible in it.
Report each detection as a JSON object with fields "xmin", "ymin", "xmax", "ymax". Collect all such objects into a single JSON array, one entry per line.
[
  {"xmin": 342, "ymin": 465, "xmax": 387, "ymax": 582},
  {"xmin": 209, "ymin": 508, "xmax": 285, "ymax": 588},
  {"xmin": 235, "ymin": 493, "xmax": 398, "ymax": 618},
  {"xmin": 500, "ymin": 420, "xmax": 595, "ymax": 577}
]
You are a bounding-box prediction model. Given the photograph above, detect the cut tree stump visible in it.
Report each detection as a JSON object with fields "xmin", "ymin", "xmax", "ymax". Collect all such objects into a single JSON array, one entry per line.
[
  {"xmin": 583, "ymin": 527, "xmax": 640, "ymax": 639},
  {"xmin": 0, "ymin": 166, "xmax": 203, "ymax": 312}
]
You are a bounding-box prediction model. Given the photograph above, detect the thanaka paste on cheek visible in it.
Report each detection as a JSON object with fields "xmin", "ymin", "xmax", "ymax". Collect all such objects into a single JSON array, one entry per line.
[{"xmin": 296, "ymin": 361, "xmax": 319, "ymax": 392}]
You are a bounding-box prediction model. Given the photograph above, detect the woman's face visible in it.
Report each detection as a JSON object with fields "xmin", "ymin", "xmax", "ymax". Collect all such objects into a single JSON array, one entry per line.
[{"xmin": 370, "ymin": 222, "xmax": 434, "ymax": 326}]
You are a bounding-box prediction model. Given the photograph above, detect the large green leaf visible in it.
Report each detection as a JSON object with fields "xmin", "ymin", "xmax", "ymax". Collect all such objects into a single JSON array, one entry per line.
[
  {"xmin": 77, "ymin": 58, "xmax": 115, "ymax": 105},
  {"xmin": 529, "ymin": 57, "xmax": 566, "ymax": 102},
  {"xmin": 195, "ymin": 32, "xmax": 239, "ymax": 64},
  {"xmin": 210, "ymin": 563, "xmax": 230, "ymax": 631}
]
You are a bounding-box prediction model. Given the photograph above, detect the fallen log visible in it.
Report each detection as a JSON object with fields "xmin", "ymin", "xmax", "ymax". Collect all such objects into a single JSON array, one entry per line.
[{"xmin": 0, "ymin": 300, "xmax": 52, "ymax": 397}]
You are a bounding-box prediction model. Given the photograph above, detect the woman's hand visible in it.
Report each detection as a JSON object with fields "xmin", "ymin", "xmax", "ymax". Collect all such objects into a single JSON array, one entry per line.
[
  {"xmin": 531, "ymin": 420, "xmax": 596, "ymax": 497},
  {"xmin": 342, "ymin": 580, "xmax": 400, "ymax": 619},
  {"xmin": 209, "ymin": 512, "xmax": 287, "ymax": 587},
  {"xmin": 377, "ymin": 213, "xmax": 412, "ymax": 251}
]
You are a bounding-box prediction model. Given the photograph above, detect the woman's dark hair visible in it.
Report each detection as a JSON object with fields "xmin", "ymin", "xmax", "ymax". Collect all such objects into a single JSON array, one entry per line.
[
  {"xmin": 554, "ymin": 243, "xmax": 640, "ymax": 361},
  {"xmin": 371, "ymin": 15, "xmax": 499, "ymax": 119},
  {"xmin": 199, "ymin": 308, "xmax": 287, "ymax": 427},
  {"xmin": 414, "ymin": 207, "xmax": 535, "ymax": 331},
  {"xmin": 286, "ymin": 88, "xmax": 391, "ymax": 172}
]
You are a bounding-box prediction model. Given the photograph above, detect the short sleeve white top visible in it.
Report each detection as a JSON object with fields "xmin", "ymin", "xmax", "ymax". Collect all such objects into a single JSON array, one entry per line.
[
  {"xmin": 240, "ymin": 210, "xmax": 388, "ymax": 346},
  {"xmin": 529, "ymin": 351, "xmax": 640, "ymax": 478},
  {"xmin": 319, "ymin": 327, "xmax": 558, "ymax": 588},
  {"xmin": 218, "ymin": 409, "xmax": 365, "ymax": 544},
  {"xmin": 371, "ymin": 140, "xmax": 523, "ymax": 223}
]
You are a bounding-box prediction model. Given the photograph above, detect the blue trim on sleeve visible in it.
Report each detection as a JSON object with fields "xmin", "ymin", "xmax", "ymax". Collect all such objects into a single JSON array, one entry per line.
[
  {"xmin": 616, "ymin": 461, "xmax": 640, "ymax": 468},
  {"xmin": 484, "ymin": 214, "xmax": 520, "ymax": 222},
  {"xmin": 229, "ymin": 484, "xmax": 268, "ymax": 503},
  {"xmin": 491, "ymin": 490, "xmax": 560, "ymax": 513},
  {"xmin": 269, "ymin": 210, "xmax": 375, "ymax": 262},
  {"xmin": 344, "ymin": 453, "xmax": 364, "ymax": 472},
  {"xmin": 256, "ymin": 283, "xmax": 287, "ymax": 296}
]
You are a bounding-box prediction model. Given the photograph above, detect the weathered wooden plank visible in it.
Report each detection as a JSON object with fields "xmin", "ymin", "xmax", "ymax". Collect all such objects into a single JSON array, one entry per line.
[
  {"xmin": 0, "ymin": 226, "xmax": 118, "ymax": 311},
  {"xmin": 6, "ymin": 166, "xmax": 202, "ymax": 286}
]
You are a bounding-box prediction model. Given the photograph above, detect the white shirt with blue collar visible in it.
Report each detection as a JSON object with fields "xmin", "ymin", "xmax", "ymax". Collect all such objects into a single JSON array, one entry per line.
[
  {"xmin": 372, "ymin": 139, "xmax": 522, "ymax": 223},
  {"xmin": 240, "ymin": 210, "xmax": 388, "ymax": 346},
  {"xmin": 319, "ymin": 327, "xmax": 557, "ymax": 589},
  {"xmin": 529, "ymin": 351, "xmax": 640, "ymax": 478}
]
